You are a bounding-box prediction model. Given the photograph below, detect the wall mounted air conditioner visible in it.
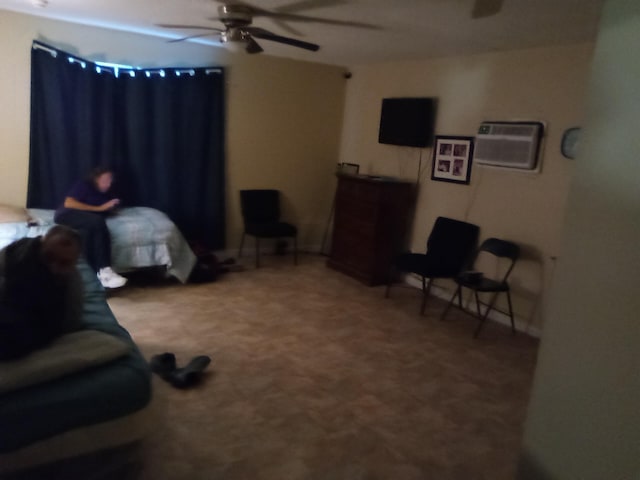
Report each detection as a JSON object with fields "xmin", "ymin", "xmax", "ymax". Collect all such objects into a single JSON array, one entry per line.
[{"xmin": 473, "ymin": 121, "xmax": 544, "ymax": 170}]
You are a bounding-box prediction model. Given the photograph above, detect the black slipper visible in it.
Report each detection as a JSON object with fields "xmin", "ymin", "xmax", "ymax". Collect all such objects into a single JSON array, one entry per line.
[
  {"xmin": 149, "ymin": 353, "xmax": 177, "ymax": 376},
  {"xmin": 167, "ymin": 355, "xmax": 211, "ymax": 389}
]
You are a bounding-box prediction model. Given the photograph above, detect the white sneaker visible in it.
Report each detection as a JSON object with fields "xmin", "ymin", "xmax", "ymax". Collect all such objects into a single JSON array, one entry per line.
[{"xmin": 97, "ymin": 267, "xmax": 128, "ymax": 289}]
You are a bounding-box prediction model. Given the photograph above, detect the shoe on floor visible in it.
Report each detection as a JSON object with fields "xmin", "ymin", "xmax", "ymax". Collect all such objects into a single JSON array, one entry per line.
[
  {"xmin": 168, "ymin": 355, "xmax": 211, "ymax": 389},
  {"xmin": 97, "ymin": 267, "xmax": 127, "ymax": 289},
  {"xmin": 149, "ymin": 353, "xmax": 177, "ymax": 376}
]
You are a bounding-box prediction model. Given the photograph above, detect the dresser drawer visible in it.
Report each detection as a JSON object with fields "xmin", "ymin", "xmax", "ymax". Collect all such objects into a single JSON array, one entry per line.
[
  {"xmin": 336, "ymin": 198, "xmax": 380, "ymax": 222},
  {"xmin": 328, "ymin": 174, "xmax": 413, "ymax": 286},
  {"xmin": 334, "ymin": 210, "xmax": 376, "ymax": 237},
  {"xmin": 330, "ymin": 230, "xmax": 374, "ymax": 271},
  {"xmin": 337, "ymin": 179, "xmax": 381, "ymax": 205}
]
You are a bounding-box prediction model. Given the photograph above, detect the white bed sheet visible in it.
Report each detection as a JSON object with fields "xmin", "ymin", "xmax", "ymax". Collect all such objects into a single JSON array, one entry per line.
[{"xmin": 0, "ymin": 207, "xmax": 196, "ymax": 283}]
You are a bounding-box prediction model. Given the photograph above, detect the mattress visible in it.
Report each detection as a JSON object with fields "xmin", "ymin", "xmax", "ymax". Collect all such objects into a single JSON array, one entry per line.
[{"xmin": 1, "ymin": 206, "xmax": 196, "ymax": 283}]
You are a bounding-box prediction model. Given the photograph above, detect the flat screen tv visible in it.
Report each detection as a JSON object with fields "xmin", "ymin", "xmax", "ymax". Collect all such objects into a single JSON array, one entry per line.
[{"xmin": 378, "ymin": 97, "xmax": 436, "ymax": 148}]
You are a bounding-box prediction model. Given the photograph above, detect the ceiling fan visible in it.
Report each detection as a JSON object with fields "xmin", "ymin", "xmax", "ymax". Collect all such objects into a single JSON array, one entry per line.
[{"xmin": 157, "ymin": 0, "xmax": 379, "ymax": 55}]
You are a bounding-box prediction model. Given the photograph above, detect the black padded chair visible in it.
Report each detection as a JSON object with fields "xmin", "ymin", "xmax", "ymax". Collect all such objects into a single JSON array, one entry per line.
[
  {"xmin": 441, "ymin": 237, "xmax": 520, "ymax": 338},
  {"xmin": 238, "ymin": 189, "xmax": 297, "ymax": 268},
  {"xmin": 385, "ymin": 216, "xmax": 479, "ymax": 315}
]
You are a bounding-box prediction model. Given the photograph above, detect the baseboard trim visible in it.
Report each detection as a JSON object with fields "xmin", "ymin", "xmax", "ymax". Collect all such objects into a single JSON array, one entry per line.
[
  {"xmin": 404, "ymin": 275, "xmax": 541, "ymax": 338},
  {"xmin": 213, "ymin": 244, "xmax": 323, "ymax": 262}
]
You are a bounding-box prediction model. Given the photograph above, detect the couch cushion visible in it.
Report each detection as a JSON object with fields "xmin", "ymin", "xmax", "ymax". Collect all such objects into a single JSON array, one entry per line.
[{"xmin": 0, "ymin": 330, "xmax": 131, "ymax": 395}]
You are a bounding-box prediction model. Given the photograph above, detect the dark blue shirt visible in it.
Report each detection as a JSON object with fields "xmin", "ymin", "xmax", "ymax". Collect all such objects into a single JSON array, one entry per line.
[{"xmin": 55, "ymin": 180, "xmax": 115, "ymax": 218}]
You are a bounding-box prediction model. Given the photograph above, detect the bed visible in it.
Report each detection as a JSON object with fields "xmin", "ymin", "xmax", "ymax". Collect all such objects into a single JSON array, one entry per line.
[{"xmin": 0, "ymin": 206, "xmax": 196, "ymax": 283}]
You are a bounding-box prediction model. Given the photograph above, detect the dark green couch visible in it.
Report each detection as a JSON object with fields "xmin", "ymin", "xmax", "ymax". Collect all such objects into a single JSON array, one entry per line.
[{"xmin": 0, "ymin": 260, "xmax": 152, "ymax": 474}]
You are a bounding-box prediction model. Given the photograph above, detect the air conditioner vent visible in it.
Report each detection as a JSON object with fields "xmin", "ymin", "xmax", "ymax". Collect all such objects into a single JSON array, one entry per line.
[{"xmin": 474, "ymin": 121, "xmax": 544, "ymax": 170}]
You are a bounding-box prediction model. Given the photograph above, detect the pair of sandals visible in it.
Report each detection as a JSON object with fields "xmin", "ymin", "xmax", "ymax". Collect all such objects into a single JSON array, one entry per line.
[{"xmin": 149, "ymin": 352, "xmax": 211, "ymax": 389}]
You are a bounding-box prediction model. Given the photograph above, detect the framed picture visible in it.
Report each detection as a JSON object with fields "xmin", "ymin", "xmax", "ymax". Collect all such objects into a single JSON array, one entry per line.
[{"xmin": 431, "ymin": 136, "xmax": 474, "ymax": 185}]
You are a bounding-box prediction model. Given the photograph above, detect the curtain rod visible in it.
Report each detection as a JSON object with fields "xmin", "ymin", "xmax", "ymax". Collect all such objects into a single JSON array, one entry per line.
[
  {"xmin": 32, "ymin": 40, "xmax": 223, "ymax": 75},
  {"xmin": 32, "ymin": 42, "xmax": 57, "ymax": 57}
]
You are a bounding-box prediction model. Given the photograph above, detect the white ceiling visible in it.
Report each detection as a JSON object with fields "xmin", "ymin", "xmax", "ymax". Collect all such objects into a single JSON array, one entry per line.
[{"xmin": 0, "ymin": 0, "xmax": 604, "ymax": 66}]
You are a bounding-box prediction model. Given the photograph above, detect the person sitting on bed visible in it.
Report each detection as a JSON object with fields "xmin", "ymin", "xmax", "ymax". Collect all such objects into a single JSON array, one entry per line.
[
  {"xmin": 0, "ymin": 225, "xmax": 84, "ymax": 360},
  {"xmin": 54, "ymin": 166, "xmax": 127, "ymax": 289}
]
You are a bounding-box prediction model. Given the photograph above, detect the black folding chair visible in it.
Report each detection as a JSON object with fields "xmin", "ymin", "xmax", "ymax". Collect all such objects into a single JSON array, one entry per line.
[
  {"xmin": 385, "ymin": 216, "xmax": 479, "ymax": 315},
  {"xmin": 441, "ymin": 237, "xmax": 520, "ymax": 337},
  {"xmin": 238, "ymin": 189, "xmax": 297, "ymax": 268}
]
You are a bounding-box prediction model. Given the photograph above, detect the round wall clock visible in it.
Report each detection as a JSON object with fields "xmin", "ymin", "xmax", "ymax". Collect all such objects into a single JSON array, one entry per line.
[{"xmin": 561, "ymin": 127, "xmax": 581, "ymax": 159}]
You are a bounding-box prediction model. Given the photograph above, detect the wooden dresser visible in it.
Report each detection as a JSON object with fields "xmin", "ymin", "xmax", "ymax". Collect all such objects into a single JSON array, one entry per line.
[{"xmin": 327, "ymin": 174, "xmax": 414, "ymax": 286}]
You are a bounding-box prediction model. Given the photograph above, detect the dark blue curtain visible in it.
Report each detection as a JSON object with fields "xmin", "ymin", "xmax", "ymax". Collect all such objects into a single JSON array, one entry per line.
[{"xmin": 27, "ymin": 42, "xmax": 225, "ymax": 249}]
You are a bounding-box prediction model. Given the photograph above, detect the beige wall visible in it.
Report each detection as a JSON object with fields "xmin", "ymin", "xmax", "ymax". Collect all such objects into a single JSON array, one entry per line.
[
  {"xmin": 519, "ymin": 0, "xmax": 640, "ymax": 477},
  {"xmin": 0, "ymin": 10, "xmax": 346, "ymax": 249},
  {"xmin": 339, "ymin": 43, "xmax": 594, "ymax": 332},
  {"xmin": 0, "ymin": 12, "xmax": 598, "ymax": 331}
]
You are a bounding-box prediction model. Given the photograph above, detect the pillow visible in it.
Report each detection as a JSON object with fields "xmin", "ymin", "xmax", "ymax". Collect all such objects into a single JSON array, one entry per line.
[
  {"xmin": 0, "ymin": 330, "xmax": 131, "ymax": 394},
  {"xmin": 0, "ymin": 205, "xmax": 29, "ymax": 224}
]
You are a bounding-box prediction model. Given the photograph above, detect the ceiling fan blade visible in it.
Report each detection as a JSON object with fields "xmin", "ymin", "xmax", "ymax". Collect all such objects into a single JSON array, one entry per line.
[
  {"xmin": 269, "ymin": 19, "xmax": 304, "ymax": 37},
  {"xmin": 157, "ymin": 23, "xmax": 223, "ymax": 32},
  {"xmin": 253, "ymin": 12, "xmax": 379, "ymax": 30},
  {"xmin": 245, "ymin": 27, "xmax": 319, "ymax": 51},
  {"xmin": 212, "ymin": 0, "xmax": 379, "ymax": 29},
  {"xmin": 245, "ymin": 35, "xmax": 264, "ymax": 54},
  {"xmin": 167, "ymin": 32, "xmax": 219, "ymax": 43},
  {"xmin": 472, "ymin": 0, "xmax": 504, "ymax": 18},
  {"xmin": 208, "ymin": 13, "xmax": 304, "ymax": 37},
  {"xmin": 215, "ymin": 0, "xmax": 348, "ymax": 16},
  {"xmin": 274, "ymin": 0, "xmax": 347, "ymax": 14}
]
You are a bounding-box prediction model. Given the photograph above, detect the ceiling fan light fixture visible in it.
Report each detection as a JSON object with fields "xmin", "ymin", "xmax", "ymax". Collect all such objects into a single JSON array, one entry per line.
[
  {"xmin": 220, "ymin": 28, "xmax": 247, "ymax": 43},
  {"xmin": 161, "ymin": 1, "xmax": 330, "ymax": 54}
]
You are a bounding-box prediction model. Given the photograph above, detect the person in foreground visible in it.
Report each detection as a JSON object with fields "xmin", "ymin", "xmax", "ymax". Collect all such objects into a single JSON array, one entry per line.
[
  {"xmin": 55, "ymin": 166, "xmax": 127, "ymax": 289},
  {"xmin": 0, "ymin": 225, "xmax": 84, "ymax": 360}
]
